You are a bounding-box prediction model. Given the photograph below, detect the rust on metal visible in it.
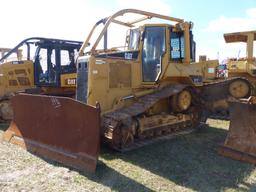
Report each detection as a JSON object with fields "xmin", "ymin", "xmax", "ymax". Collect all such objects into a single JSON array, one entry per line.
[
  {"xmin": 3, "ymin": 94, "xmax": 101, "ymax": 172},
  {"xmin": 218, "ymin": 99, "xmax": 256, "ymax": 164}
]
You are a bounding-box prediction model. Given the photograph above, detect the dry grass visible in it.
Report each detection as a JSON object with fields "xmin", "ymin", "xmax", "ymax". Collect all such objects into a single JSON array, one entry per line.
[{"xmin": 0, "ymin": 119, "xmax": 256, "ymax": 192}]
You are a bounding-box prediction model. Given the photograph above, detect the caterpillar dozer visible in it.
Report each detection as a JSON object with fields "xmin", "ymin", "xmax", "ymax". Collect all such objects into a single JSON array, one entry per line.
[
  {"xmin": 0, "ymin": 38, "xmax": 82, "ymax": 120},
  {"xmin": 224, "ymin": 30, "xmax": 256, "ymax": 89},
  {"xmin": 2, "ymin": 9, "xmax": 252, "ymax": 172},
  {"xmin": 218, "ymin": 30, "xmax": 256, "ymax": 164},
  {"xmin": 205, "ymin": 31, "xmax": 256, "ymax": 119}
]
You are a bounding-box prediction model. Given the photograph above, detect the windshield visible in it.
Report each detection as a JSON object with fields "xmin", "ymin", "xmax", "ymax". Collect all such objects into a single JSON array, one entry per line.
[{"xmin": 142, "ymin": 26, "xmax": 166, "ymax": 82}]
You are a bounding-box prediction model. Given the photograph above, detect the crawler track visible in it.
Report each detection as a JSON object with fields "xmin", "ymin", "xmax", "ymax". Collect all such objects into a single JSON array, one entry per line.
[
  {"xmin": 201, "ymin": 77, "xmax": 252, "ymax": 120},
  {"xmin": 102, "ymin": 77, "xmax": 252, "ymax": 151},
  {"xmin": 102, "ymin": 84, "xmax": 202, "ymax": 151}
]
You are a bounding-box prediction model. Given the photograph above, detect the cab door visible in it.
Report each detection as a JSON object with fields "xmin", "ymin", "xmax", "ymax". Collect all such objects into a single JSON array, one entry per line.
[
  {"xmin": 34, "ymin": 47, "xmax": 59, "ymax": 87},
  {"xmin": 141, "ymin": 26, "xmax": 166, "ymax": 82}
]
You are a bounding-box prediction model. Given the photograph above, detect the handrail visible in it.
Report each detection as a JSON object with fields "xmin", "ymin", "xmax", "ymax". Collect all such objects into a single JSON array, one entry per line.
[{"xmin": 0, "ymin": 37, "xmax": 83, "ymax": 63}]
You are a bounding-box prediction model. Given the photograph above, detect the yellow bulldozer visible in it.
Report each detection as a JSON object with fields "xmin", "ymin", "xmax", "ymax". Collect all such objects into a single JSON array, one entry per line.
[
  {"xmin": 218, "ymin": 30, "xmax": 256, "ymax": 164},
  {"xmin": 224, "ymin": 30, "xmax": 256, "ymax": 89},
  {"xmin": 0, "ymin": 37, "xmax": 82, "ymax": 120},
  {"xmin": 2, "ymin": 9, "xmax": 252, "ymax": 172}
]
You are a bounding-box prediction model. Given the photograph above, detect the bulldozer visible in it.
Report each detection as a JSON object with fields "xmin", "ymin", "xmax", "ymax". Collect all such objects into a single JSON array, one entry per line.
[
  {"xmin": 2, "ymin": 9, "xmax": 252, "ymax": 172},
  {"xmin": 218, "ymin": 30, "xmax": 256, "ymax": 164},
  {"xmin": 203, "ymin": 31, "xmax": 256, "ymax": 119},
  {"xmin": 224, "ymin": 30, "xmax": 256, "ymax": 91},
  {"xmin": 0, "ymin": 37, "xmax": 82, "ymax": 120}
]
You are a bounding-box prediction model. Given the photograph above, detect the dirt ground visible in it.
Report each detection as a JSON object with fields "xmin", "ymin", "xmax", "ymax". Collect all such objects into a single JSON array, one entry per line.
[{"xmin": 0, "ymin": 120, "xmax": 256, "ymax": 192}]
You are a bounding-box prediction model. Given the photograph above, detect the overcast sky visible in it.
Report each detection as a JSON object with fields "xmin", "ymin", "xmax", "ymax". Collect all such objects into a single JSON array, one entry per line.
[{"xmin": 1, "ymin": 0, "xmax": 255, "ymax": 61}]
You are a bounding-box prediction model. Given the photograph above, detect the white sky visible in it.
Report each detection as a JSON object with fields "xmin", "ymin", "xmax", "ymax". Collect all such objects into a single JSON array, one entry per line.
[
  {"xmin": 0, "ymin": 0, "xmax": 255, "ymax": 61},
  {"xmin": 202, "ymin": 7, "xmax": 256, "ymax": 61}
]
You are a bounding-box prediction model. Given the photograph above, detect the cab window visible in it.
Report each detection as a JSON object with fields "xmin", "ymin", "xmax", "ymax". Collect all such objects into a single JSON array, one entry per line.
[
  {"xmin": 170, "ymin": 29, "xmax": 196, "ymax": 62},
  {"xmin": 142, "ymin": 26, "xmax": 166, "ymax": 82},
  {"xmin": 128, "ymin": 28, "xmax": 140, "ymax": 50},
  {"xmin": 170, "ymin": 31, "xmax": 184, "ymax": 61}
]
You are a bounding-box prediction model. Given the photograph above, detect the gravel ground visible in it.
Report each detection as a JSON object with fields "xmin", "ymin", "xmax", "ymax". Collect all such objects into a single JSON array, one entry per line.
[{"xmin": 0, "ymin": 120, "xmax": 256, "ymax": 192}]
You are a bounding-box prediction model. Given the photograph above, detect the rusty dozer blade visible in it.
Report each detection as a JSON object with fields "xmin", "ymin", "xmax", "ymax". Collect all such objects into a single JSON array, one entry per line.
[
  {"xmin": 218, "ymin": 98, "xmax": 256, "ymax": 164},
  {"xmin": 2, "ymin": 94, "xmax": 101, "ymax": 172}
]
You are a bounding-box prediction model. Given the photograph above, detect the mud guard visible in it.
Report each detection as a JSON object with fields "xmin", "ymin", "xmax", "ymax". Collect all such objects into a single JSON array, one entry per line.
[
  {"xmin": 3, "ymin": 94, "xmax": 101, "ymax": 172},
  {"xmin": 218, "ymin": 99, "xmax": 256, "ymax": 164}
]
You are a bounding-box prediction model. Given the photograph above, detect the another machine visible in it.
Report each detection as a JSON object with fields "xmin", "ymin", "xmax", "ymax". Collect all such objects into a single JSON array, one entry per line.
[
  {"xmin": 204, "ymin": 31, "xmax": 256, "ymax": 119},
  {"xmin": 0, "ymin": 38, "xmax": 82, "ymax": 120},
  {"xmin": 218, "ymin": 31, "xmax": 256, "ymax": 163},
  {"xmin": 2, "ymin": 9, "xmax": 251, "ymax": 172},
  {"xmin": 224, "ymin": 30, "xmax": 256, "ymax": 89}
]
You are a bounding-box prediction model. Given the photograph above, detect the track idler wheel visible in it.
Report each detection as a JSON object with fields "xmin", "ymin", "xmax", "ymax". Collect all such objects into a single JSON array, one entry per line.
[
  {"xmin": 110, "ymin": 119, "xmax": 137, "ymax": 150},
  {"xmin": 171, "ymin": 89, "xmax": 192, "ymax": 112},
  {"xmin": 229, "ymin": 79, "xmax": 250, "ymax": 98}
]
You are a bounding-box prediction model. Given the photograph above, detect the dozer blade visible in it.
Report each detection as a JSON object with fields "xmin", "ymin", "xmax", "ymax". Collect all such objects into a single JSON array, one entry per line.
[
  {"xmin": 218, "ymin": 99, "xmax": 256, "ymax": 164},
  {"xmin": 2, "ymin": 94, "xmax": 101, "ymax": 172}
]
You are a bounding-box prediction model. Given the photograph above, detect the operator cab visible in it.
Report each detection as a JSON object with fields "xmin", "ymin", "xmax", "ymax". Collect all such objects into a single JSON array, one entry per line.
[
  {"xmin": 34, "ymin": 40, "xmax": 82, "ymax": 87},
  {"xmin": 224, "ymin": 31, "xmax": 256, "ymax": 76},
  {"xmin": 0, "ymin": 38, "xmax": 82, "ymax": 88},
  {"xmin": 89, "ymin": 23, "xmax": 196, "ymax": 83},
  {"xmin": 141, "ymin": 24, "xmax": 196, "ymax": 82}
]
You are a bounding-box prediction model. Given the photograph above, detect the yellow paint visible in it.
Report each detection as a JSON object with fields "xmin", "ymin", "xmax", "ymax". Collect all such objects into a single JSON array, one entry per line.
[
  {"xmin": 85, "ymin": 23, "xmax": 219, "ymax": 113},
  {"xmin": 0, "ymin": 61, "xmax": 77, "ymax": 98},
  {"xmin": 0, "ymin": 60, "xmax": 34, "ymax": 97},
  {"xmin": 60, "ymin": 73, "xmax": 77, "ymax": 88},
  {"xmin": 224, "ymin": 30, "xmax": 256, "ymax": 78}
]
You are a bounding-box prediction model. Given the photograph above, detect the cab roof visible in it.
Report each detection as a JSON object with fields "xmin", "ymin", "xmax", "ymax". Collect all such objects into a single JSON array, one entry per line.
[{"xmin": 224, "ymin": 30, "xmax": 256, "ymax": 43}]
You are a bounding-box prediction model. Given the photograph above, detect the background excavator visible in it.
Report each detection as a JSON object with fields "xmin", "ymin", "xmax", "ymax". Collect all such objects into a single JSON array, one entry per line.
[
  {"xmin": 219, "ymin": 30, "xmax": 256, "ymax": 164},
  {"xmin": 2, "ymin": 9, "xmax": 252, "ymax": 172},
  {"xmin": 0, "ymin": 37, "xmax": 82, "ymax": 120}
]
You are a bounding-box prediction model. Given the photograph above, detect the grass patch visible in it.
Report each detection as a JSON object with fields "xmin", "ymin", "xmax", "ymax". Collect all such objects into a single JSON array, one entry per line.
[
  {"xmin": 67, "ymin": 119, "xmax": 255, "ymax": 191},
  {"xmin": 1, "ymin": 119, "xmax": 255, "ymax": 191}
]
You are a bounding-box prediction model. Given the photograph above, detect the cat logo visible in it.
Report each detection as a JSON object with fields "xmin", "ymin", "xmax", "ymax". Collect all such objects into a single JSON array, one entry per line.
[{"xmin": 65, "ymin": 78, "xmax": 76, "ymax": 85}]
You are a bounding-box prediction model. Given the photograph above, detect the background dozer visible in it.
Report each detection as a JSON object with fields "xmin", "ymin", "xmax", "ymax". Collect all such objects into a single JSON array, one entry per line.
[
  {"xmin": 0, "ymin": 37, "xmax": 82, "ymax": 120},
  {"xmin": 218, "ymin": 30, "xmax": 256, "ymax": 164},
  {"xmin": 201, "ymin": 31, "xmax": 256, "ymax": 118},
  {"xmin": 2, "ymin": 9, "xmax": 252, "ymax": 172},
  {"xmin": 224, "ymin": 30, "xmax": 256, "ymax": 90}
]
